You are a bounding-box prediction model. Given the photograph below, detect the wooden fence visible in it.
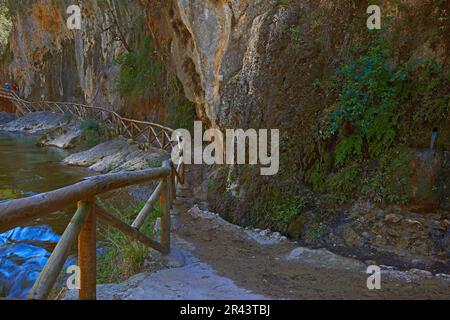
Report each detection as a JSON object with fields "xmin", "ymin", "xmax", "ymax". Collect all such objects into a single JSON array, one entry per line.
[
  {"xmin": 0, "ymin": 88, "xmax": 175, "ymax": 151},
  {"xmin": 0, "ymin": 159, "xmax": 185, "ymax": 300},
  {"xmin": 0, "ymin": 88, "xmax": 187, "ymax": 300}
]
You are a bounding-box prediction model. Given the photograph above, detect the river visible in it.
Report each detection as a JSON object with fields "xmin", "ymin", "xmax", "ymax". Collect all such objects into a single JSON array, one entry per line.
[{"xmin": 0, "ymin": 133, "xmax": 91, "ymax": 299}]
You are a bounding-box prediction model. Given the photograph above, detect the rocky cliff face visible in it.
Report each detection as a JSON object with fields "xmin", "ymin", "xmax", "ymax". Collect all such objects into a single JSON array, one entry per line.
[
  {"xmin": 166, "ymin": 0, "xmax": 450, "ymax": 127},
  {"xmin": 160, "ymin": 0, "xmax": 450, "ymax": 271},
  {"xmin": 2, "ymin": 0, "xmax": 141, "ymax": 111},
  {"xmin": 2, "ymin": 0, "xmax": 449, "ymax": 271},
  {"xmin": 5, "ymin": 1, "xmax": 448, "ymax": 130}
]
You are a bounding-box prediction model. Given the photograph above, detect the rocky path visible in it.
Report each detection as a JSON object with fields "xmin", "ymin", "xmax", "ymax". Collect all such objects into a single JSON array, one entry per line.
[
  {"xmin": 84, "ymin": 167, "xmax": 450, "ymax": 300},
  {"xmin": 83, "ymin": 202, "xmax": 449, "ymax": 300}
]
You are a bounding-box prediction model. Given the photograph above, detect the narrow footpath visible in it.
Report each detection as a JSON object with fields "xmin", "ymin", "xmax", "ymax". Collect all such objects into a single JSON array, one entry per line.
[{"xmin": 86, "ymin": 167, "xmax": 450, "ymax": 300}]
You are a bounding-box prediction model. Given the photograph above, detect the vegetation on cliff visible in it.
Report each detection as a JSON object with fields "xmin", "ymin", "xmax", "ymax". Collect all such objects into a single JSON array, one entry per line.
[
  {"xmin": 0, "ymin": 1, "xmax": 12, "ymax": 55},
  {"xmin": 113, "ymin": 16, "xmax": 196, "ymax": 130},
  {"xmin": 208, "ymin": 2, "xmax": 449, "ymax": 265},
  {"xmin": 311, "ymin": 32, "xmax": 450, "ymax": 205}
]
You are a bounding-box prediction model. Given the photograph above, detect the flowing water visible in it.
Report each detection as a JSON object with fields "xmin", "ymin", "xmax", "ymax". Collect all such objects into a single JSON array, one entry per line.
[{"xmin": 0, "ymin": 133, "xmax": 91, "ymax": 299}]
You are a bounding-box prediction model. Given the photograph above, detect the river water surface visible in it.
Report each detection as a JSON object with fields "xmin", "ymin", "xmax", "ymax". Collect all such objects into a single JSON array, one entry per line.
[{"xmin": 0, "ymin": 133, "xmax": 91, "ymax": 298}]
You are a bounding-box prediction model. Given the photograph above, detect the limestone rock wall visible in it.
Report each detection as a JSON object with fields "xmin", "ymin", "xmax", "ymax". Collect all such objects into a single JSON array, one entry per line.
[
  {"xmin": 2, "ymin": 0, "xmax": 140, "ymax": 111},
  {"xmin": 2, "ymin": 0, "xmax": 449, "ymax": 219}
]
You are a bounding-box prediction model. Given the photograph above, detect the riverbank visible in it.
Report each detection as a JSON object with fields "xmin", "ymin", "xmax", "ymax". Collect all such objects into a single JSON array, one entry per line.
[
  {"xmin": 0, "ymin": 111, "xmax": 170, "ymax": 172},
  {"xmin": 0, "ymin": 131, "xmax": 92, "ymax": 298},
  {"xmin": 1, "ymin": 112, "xmax": 449, "ymax": 300},
  {"xmin": 0, "ymin": 112, "xmax": 169, "ymax": 298}
]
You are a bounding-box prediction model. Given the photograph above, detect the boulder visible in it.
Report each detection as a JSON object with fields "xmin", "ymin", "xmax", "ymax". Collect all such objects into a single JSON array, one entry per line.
[
  {"xmin": 0, "ymin": 112, "xmax": 66, "ymax": 135},
  {"xmin": 385, "ymin": 214, "xmax": 403, "ymax": 224},
  {"xmin": 38, "ymin": 124, "xmax": 82, "ymax": 149},
  {"xmin": 285, "ymin": 247, "xmax": 366, "ymax": 272},
  {"xmin": 63, "ymin": 137, "xmax": 168, "ymax": 173}
]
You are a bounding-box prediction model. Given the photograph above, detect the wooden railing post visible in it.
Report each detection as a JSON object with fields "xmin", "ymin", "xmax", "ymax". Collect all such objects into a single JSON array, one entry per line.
[
  {"xmin": 27, "ymin": 201, "xmax": 93, "ymax": 300},
  {"xmin": 170, "ymin": 165, "xmax": 176, "ymax": 207},
  {"xmin": 78, "ymin": 199, "xmax": 96, "ymax": 300},
  {"xmin": 160, "ymin": 161, "xmax": 171, "ymax": 253}
]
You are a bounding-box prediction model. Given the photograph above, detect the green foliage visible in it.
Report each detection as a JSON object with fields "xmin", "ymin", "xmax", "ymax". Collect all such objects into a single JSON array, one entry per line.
[
  {"xmin": 250, "ymin": 182, "xmax": 310, "ymax": 232},
  {"xmin": 315, "ymin": 34, "xmax": 450, "ymax": 205},
  {"xmin": 207, "ymin": 177, "xmax": 215, "ymax": 192},
  {"xmin": 362, "ymin": 149, "xmax": 412, "ymax": 204},
  {"xmin": 63, "ymin": 112, "xmax": 74, "ymax": 122},
  {"xmin": 147, "ymin": 156, "xmax": 163, "ymax": 168},
  {"xmin": 325, "ymin": 165, "xmax": 360, "ymax": 203},
  {"xmin": 168, "ymin": 98, "xmax": 196, "ymax": 131},
  {"xmin": 114, "ymin": 36, "xmax": 163, "ymax": 98},
  {"xmin": 324, "ymin": 36, "xmax": 400, "ymax": 158},
  {"xmin": 79, "ymin": 119, "xmax": 108, "ymax": 148},
  {"xmin": 97, "ymin": 200, "xmax": 161, "ymax": 284},
  {"xmin": 310, "ymin": 161, "xmax": 325, "ymax": 193},
  {"xmin": 290, "ymin": 25, "xmax": 301, "ymax": 46},
  {"xmin": 304, "ymin": 220, "xmax": 325, "ymax": 243},
  {"xmin": 335, "ymin": 134, "xmax": 362, "ymax": 167},
  {"xmin": 272, "ymin": 194, "xmax": 307, "ymax": 226},
  {"xmin": 0, "ymin": 0, "xmax": 31, "ymax": 17},
  {"xmin": 325, "ymin": 35, "xmax": 449, "ymax": 153},
  {"xmin": 403, "ymin": 60, "xmax": 450, "ymax": 133},
  {"xmin": 0, "ymin": 1, "xmax": 12, "ymax": 54}
]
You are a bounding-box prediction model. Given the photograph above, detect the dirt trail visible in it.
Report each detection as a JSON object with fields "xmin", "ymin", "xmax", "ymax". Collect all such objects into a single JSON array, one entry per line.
[
  {"xmin": 63, "ymin": 157, "xmax": 449, "ymax": 300},
  {"xmin": 84, "ymin": 203, "xmax": 449, "ymax": 300},
  {"xmin": 173, "ymin": 206, "xmax": 450, "ymax": 300}
]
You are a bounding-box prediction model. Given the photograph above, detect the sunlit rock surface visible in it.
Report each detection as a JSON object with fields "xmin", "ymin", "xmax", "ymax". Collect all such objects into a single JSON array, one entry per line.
[
  {"xmin": 0, "ymin": 112, "xmax": 66, "ymax": 134},
  {"xmin": 63, "ymin": 137, "xmax": 169, "ymax": 173}
]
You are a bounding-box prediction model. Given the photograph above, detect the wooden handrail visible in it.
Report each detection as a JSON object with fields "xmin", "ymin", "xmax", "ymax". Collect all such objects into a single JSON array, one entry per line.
[
  {"xmin": 0, "ymin": 88, "xmax": 187, "ymax": 300},
  {"xmin": 0, "ymin": 167, "xmax": 170, "ymax": 234},
  {"xmin": 0, "ymin": 159, "xmax": 183, "ymax": 300},
  {"xmin": 131, "ymin": 180, "xmax": 164, "ymax": 230},
  {"xmin": 96, "ymin": 205, "xmax": 167, "ymax": 253},
  {"xmin": 0, "ymin": 89, "xmax": 175, "ymax": 150},
  {"xmin": 78, "ymin": 199, "xmax": 96, "ymax": 300}
]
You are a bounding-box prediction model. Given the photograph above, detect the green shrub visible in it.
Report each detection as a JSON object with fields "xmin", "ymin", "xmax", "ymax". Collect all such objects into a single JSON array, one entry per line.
[
  {"xmin": 316, "ymin": 33, "xmax": 450, "ymax": 205},
  {"xmin": 323, "ymin": 36, "xmax": 400, "ymax": 157},
  {"xmin": 335, "ymin": 134, "xmax": 362, "ymax": 167},
  {"xmin": 325, "ymin": 165, "xmax": 360, "ymax": 203},
  {"xmin": 325, "ymin": 35, "xmax": 449, "ymax": 152},
  {"xmin": 304, "ymin": 221, "xmax": 325, "ymax": 243},
  {"xmin": 168, "ymin": 98, "xmax": 196, "ymax": 131},
  {"xmin": 97, "ymin": 200, "xmax": 161, "ymax": 284},
  {"xmin": 79, "ymin": 119, "xmax": 107, "ymax": 148},
  {"xmin": 147, "ymin": 156, "xmax": 164, "ymax": 168},
  {"xmin": 114, "ymin": 36, "xmax": 163, "ymax": 98},
  {"xmin": 375, "ymin": 149, "xmax": 412, "ymax": 204},
  {"xmin": 290, "ymin": 25, "xmax": 301, "ymax": 46},
  {"xmin": 272, "ymin": 194, "xmax": 307, "ymax": 226},
  {"xmin": 310, "ymin": 160, "xmax": 325, "ymax": 193}
]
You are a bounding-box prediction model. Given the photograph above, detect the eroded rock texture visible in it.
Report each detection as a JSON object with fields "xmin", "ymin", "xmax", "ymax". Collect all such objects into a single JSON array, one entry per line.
[{"xmin": 2, "ymin": 0, "xmax": 140, "ymax": 111}]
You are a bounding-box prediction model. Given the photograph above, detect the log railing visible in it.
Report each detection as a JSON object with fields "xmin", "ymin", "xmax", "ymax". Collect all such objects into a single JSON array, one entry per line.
[
  {"xmin": 0, "ymin": 87, "xmax": 188, "ymax": 300},
  {"xmin": 0, "ymin": 159, "xmax": 185, "ymax": 300},
  {"xmin": 0, "ymin": 88, "xmax": 175, "ymax": 151}
]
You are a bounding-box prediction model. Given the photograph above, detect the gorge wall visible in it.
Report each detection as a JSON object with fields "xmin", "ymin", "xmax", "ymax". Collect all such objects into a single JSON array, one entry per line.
[
  {"xmin": 1, "ymin": 0, "xmax": 449, "ymax": 271},
  {"xmin": 1, "ymin": 0, "xmax": 148, "ymax": 116}
]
